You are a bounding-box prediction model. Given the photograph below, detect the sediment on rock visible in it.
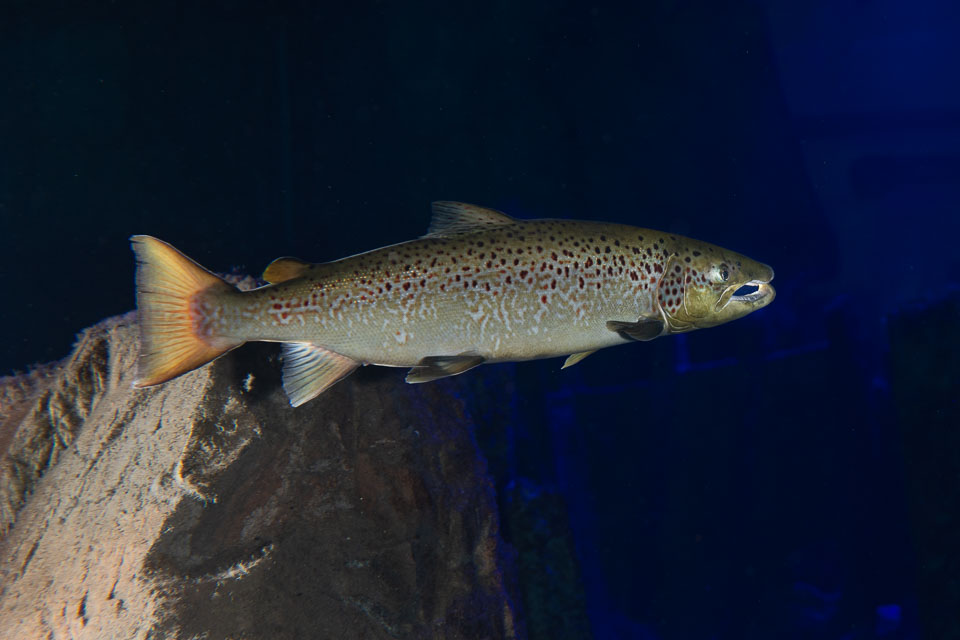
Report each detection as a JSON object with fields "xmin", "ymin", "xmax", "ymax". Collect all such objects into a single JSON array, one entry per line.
[{"xmin": 0, "ymin": 313, "xmax": 519, "ymax": 640}]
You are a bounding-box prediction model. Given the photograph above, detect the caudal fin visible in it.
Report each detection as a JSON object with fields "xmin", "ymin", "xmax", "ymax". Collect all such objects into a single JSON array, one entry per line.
[{"xmin": 131, "ymin": 235, "xmax": 242, "ymax": 387}]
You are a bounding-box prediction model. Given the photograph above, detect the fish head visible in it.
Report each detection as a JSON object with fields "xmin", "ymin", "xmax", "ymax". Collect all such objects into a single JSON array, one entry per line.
[{"xmin": 656, "ymin": 239, "xmax": 776, "ymax": 331}]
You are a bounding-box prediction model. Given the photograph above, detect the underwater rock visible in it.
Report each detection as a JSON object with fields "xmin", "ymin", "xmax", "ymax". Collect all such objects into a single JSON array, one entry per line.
[
  {"xmin": 888, "ymin": 296, "xmax": 960, "ymax": 640},
  {"xmin": 503, "ymin": 479, "xmax": 590, "ymax": 640},
  {"xmin": 0, "ymin": 313, "xmax": 518, "ymax": 639}
]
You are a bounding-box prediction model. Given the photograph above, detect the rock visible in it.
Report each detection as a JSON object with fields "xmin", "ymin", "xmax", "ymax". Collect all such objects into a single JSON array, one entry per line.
[
  {"xmin": 0, "ymin": 313, "xmax": 519, "ymax": 639},
  {"xmin": 503, "ymin": 480, "xmax": 590, "ymax": 640},
  {"xmin": 888, "ymin": 296, "xmax": 960, "ymax": 640}
]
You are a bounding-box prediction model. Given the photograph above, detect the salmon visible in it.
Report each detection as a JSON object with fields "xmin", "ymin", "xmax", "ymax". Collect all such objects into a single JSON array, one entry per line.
[{"xmin": 132, "ymin": 202, "xmax": 775, "ymax": 405}]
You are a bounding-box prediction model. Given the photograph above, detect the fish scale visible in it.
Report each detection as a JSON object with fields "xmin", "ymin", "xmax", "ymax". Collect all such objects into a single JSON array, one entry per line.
[
  {"xmin": 131, "ymin": 201, "xmax": 775, "ymax": 406},
  {"xmin": 226, "ymin": 220, "xmax": 666, "ymax": 365}
]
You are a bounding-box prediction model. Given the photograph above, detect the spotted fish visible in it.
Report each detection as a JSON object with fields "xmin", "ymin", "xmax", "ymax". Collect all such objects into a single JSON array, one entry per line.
[{"xmin": 132, "ymin": 202, "xmax": 775, "ymax": 406}]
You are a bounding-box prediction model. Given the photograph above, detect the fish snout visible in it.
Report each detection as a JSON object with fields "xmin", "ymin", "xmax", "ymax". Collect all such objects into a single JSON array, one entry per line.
[{"xmin": 758, "ymin": 263, "xmax": 775, "ymax": 284}]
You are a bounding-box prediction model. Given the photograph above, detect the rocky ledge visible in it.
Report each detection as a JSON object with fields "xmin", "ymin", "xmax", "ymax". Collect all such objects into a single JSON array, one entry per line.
[{"xmin": 0, "ymin": 313, "xmax": 518, "ymax": 639}]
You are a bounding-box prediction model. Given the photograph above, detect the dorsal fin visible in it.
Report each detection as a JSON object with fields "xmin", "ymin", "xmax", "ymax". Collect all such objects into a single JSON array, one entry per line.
[
  {"xmin": 262, "ymin": 257, "xmax": 311, "ymax": 284},
  {"xmin": 424, "ymin": 201, "xmax": 516, "ymax": 237}
]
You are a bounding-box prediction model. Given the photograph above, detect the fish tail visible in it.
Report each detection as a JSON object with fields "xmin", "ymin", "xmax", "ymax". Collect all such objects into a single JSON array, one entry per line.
[{"xmin": 130, "ymin": 235, "xmax": 243, "ymax": 387}]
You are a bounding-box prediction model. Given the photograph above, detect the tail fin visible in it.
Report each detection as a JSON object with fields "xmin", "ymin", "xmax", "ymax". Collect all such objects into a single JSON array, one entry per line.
[{"xmin": 130, "ymin": 235, "xmax": 242, "ymax": 387}]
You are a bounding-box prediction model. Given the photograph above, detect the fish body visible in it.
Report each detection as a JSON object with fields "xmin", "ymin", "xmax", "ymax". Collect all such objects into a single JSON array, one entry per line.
[{"xmin": 132, "ymin": 202, "xmax": 775, "ymax": 405}]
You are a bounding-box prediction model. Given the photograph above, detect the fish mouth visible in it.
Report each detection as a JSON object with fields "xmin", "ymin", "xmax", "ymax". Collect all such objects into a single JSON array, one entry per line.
[
  {"xmin": 731, "ymin": 280, "xmax": 775, "ymax": 304},
  {"xmin": 716, "ymin": 278, "xmax": 776, "ymax": 312}
]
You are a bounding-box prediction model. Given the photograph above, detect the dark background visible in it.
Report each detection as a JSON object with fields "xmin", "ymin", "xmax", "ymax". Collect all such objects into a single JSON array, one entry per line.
[{"xmin": 2, "ymin": 0, "xmax": 959, "ymax": 638}]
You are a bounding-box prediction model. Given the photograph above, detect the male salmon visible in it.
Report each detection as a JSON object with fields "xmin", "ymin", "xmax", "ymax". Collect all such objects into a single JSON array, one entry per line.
[{"xmin": 132, "ymin": 202, "xmax": 775, "ymax": 405}]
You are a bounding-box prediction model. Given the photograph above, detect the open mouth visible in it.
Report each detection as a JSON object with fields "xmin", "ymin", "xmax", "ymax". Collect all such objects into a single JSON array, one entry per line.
[{"xmin": 731, "ymin": 281, "xmax": 774, "ymax": 304}]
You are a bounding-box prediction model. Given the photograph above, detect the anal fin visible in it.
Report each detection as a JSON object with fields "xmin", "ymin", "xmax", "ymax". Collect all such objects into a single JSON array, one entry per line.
[
  {"xmin": 281, "ymin": 342, "xmax": 358, "ymax": 407},
  {"xmin": 561, "ymin": 350, "xmax": 596, "ymax": 369},
  {"xmin": 606, "ymin": 318, "xmax": 665, "ymax": 341},
  {"xmin": 405, "ymin": 354, "xmax": 485, "ymax": 384}
]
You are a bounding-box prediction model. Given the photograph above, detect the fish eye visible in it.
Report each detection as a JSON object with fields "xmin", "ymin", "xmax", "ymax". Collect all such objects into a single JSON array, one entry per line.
[{"xmin": 715, "ymin": 264, "xmax": 730, "ymax": 282}]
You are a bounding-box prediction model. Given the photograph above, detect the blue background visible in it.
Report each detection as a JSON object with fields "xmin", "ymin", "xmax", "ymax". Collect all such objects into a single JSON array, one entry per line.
[{"xmin": 2, "ymin": 1, "xmax": 959, "ymax": 637}]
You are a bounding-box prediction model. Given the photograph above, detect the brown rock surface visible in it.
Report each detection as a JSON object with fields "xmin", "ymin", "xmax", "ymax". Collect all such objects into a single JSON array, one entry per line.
[{"xmin": 0, "ymin": 314, "xmax": 518, "ymax": 639}]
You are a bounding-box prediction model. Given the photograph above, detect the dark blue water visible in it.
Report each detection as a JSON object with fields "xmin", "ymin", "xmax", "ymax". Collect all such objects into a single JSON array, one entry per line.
[{"xmin": 3, "ymin": 1, "xmax": 959, "ymax": 638}]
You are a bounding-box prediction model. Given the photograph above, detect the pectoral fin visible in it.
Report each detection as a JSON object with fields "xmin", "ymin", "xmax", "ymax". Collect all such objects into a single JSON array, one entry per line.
[
  {"xmin": 405, "ymin": 354, "xmax": 486, "ymax": 383},
  {"xmin": 561, "ymin": 350, "xmax": 596, "ymax": 369},
  {"xmin": 606, "ymin": 318, "xmax": 665, "ymax": 341},
  {"xmin": 281, "ymin": 342, "xmax": 358, "ymax": 406}
]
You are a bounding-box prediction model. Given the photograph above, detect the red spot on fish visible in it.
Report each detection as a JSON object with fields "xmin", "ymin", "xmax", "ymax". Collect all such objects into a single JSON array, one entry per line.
[
  {"xmin": 519, "ymin": 270, "xmax": 528, "ymax": 279},
  {"xmin": 541, "ymin": 295, "xmax": 547, "ymax": 304},
  {"xmin": 273, "ymin": 303, "xmax": 282, "ymax": 310},
  {"xmin": 505, "ymin": 276, "xmax": 512, "ymax": 284},
  {"xmin": 403, "ymin": 282, "xmax": 411, "ymax": 291}
]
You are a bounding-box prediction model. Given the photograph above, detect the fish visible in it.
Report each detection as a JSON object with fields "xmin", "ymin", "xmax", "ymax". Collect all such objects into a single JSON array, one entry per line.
[{"xmin": 131, "ymin": 201, "xmax": 775, "ymax": 406}]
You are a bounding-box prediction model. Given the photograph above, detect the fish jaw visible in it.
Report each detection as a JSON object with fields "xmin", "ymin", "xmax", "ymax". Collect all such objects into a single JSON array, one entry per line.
[
  {"xmin": 657, "ymin": 240, "xmax": 776, "ymax": 331},
  {"xmin": 712, "ymin": 261, "xmax": 775, "ymax": 319}
]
